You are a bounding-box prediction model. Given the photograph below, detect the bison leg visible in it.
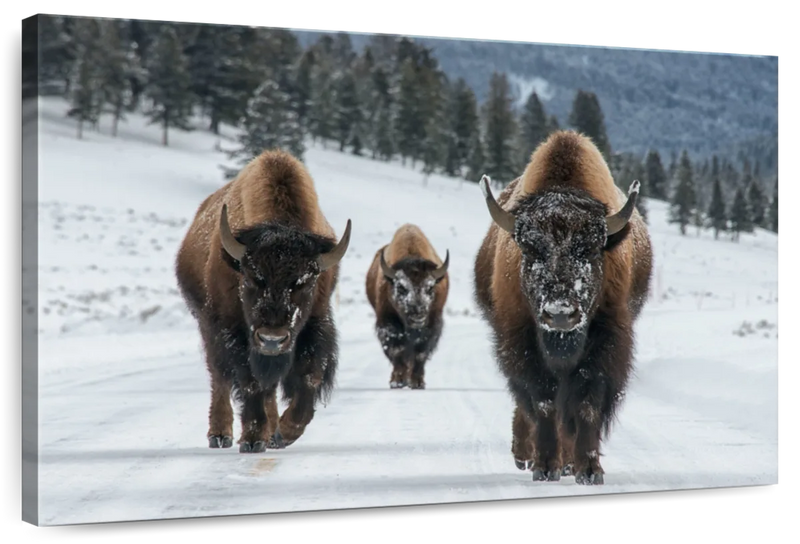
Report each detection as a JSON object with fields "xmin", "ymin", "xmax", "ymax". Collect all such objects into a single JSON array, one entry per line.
[
  {"xmin": 559, "ymin": 422, "xmax": 576, "ymax": 477},
  {"xmin": 408, "ymin": 320, "xmax": 442, "ymax": 390},
  {"xmin": 377, "ymin": 319, "xmax": 410, "ymax": 389},
  {"xmin": 572, "ymin": 415, "xmax": 604, "ymax": 485},
  {"xmin": 237, "ymin": 383, "xmax": 274, "ymax": 453},
  {"xmin": 207, "ymin": 373, "xmax": 234, "ymax": 449},
  {"xmin": 513, "ymin": 384, "xmax": 562, "ymax": 481},
  {"xmin": 511, "ymin": 403, "xmax": 535, "ymax": 471},
  {"xmin": 270, "ymin": 316, "xmax": 338, "ymax": 448},
  {"xmin": 565, "ymin": 368, "xmax": 615, "ymax": 485}
]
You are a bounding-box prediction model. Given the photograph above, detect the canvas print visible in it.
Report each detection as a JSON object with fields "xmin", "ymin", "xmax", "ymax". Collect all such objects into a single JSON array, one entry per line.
[{"xmin": 21, "ymin": 13, "xmax": 778, "ymax": 526}]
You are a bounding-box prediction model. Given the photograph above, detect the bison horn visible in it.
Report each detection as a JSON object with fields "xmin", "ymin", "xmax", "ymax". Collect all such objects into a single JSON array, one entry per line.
[
  {"xmin": 318, "ymin": 219, "xmax": 352, "ymax": 271},
  {"xmin": 379, "ymin": 248, "xmax": 397, "ymax": 280},
  {"xmin": 431, "ymin": 250, "xmax": 449, "ymax": 281},
  {"xmin": 220, "ymin": 203, "xmax": 246, "ymax": 261},
  {"xmin": 605, "ymin": 180, "xmax": 640, "ymax": 236},
  {"xmin": 480, "ymin": 175, "xmax": 516, "ymax": 234}
]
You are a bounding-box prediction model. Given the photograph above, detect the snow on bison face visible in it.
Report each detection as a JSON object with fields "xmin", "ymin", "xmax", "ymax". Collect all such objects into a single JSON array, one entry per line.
[{"xmin": 380, "ymin": 249, "xmax": 449, "ymax": 330}]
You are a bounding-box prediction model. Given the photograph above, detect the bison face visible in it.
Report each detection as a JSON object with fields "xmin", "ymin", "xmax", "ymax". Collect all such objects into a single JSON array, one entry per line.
[
  {"xmin": 381, "ymin": 251, "xmax": 449, "ymax": 330},
  {"xmin": 219, "ymin": 205, "xmax": 351, "ymax": 356},
  {"xmin": 479, "ymin": 176, "xmax": 640, "ymax": 366}
]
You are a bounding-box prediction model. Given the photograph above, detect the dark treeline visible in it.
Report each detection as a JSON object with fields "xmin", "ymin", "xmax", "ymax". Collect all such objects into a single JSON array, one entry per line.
[{"xmin": 33, "ymin": 16, "xmax": 777, "ymax": 237}]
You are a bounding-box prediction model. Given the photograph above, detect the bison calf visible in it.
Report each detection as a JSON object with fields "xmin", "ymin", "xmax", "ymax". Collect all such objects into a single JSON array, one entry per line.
[
  {"xmin": 175, "ymin": 150, "xmax": 351, "ymax": 453},
  {"xmin": 473, "ymin": 131, "xmax": 653, "ymax": 484},
  {"xmin": 366, "ymin": 224, "xmax": 450, "ymax": 389}
]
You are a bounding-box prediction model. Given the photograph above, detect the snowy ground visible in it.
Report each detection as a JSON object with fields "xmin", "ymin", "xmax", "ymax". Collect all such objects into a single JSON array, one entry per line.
[{"xmin": 31, "ymin": 97, "xmax": 778, "ymax": 526}]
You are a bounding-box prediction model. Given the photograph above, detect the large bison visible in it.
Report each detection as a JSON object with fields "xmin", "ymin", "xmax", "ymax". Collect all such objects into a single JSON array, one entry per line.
[
  {"xmin": 473, "ymin": 131, "xmax": 653, "ymax": 484},
  {"xmin": 175, "ymin": 150, "xmax": 352, "ymax": 453},
  {"xmin": 365, "ymin": 224, "xmax": 450, "ymax": 389}
]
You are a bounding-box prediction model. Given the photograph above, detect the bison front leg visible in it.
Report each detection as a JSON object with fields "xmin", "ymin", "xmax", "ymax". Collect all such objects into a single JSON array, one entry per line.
[
  {"xmin": 559, "ymin": 423, "xmax": 576, "ymax": 477},
  {"xmin": 514, "ymin": 383, "xmax": 562, "ymax": 482},
  {"xmin": 269, "ymin": 316, "xmax": 338, "ymax": 449},
  {"xmin": 237, "ymin": 382, "xmax": 274, "ymax": 453},
  {"xmin": 207, "ymin": 372, "xmax": 234, "ymax": 449},
  {"xmin": 409, "ymin": 321, "xmax": 442, "ymax": 390},
  {"xmin": 565, "ymin": 366, "xmax": 622, "ymax": 485},
  {"xmin": 377, "ymin": 319, "xmax": 410, "ymax": 389},
  {"xmin": 511, "ymin": 404, "xmax": 535, "ymax": 471}
]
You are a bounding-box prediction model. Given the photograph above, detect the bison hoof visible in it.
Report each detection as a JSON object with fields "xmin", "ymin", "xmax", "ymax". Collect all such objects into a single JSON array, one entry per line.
[
  {"xmin": 409, "ymin": 381, "xmax": 426, "ymax": 390},
  {"xmin": 532, "ymin": 468, "xmax": 562, "ymax": 482},
  {"xmin": 267, "ymin": 431, "xmax": 287, "ymax": 450},
  {"xmin": 575, "ymin": 471, "xmax": 604, "ymax": 485},
  {"xmin": 208, "ymin": 435, "xmax": 233, "ymax": 449},
  {"xmin": 514, "ymin": 459, "xmax": 533, "ymax": 471},
  {"xmin": 239, "ymin": 440, "xmax": 267, "ymax": 453},
  {"xmin": 561, "ymin": 464, "xmax": 574, "ymax": 477},
  {"xmin": 390, "ymin": 380, "xmax": 407, "ymax": 389}
]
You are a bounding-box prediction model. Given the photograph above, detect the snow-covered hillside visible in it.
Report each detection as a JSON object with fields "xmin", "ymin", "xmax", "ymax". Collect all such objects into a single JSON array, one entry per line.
[{"xmin": 32, "ymin": 97, "xmax": 778, "ymax": 526}]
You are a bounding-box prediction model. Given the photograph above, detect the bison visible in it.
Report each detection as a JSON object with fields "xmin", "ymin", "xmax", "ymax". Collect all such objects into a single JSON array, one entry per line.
[
  {"xmin": 473, "ymin": 131, "xmax": 653, "ymax": 484},
  {"xmin": 175, "ymin": 150, "xmax": 352, "ymax": 453},
  {"xmin": 365, "ymin": 224, "xmax": 450, "ymax": 389}
]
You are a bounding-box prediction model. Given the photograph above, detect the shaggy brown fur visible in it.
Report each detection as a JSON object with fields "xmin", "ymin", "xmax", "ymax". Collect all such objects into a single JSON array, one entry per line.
[
  {"xmin": 176, "ymin": 150, "xmax": 348, "ymax": 453},
  {"xmin": 366, "ymin": 224, "xmax": 449, "ymax": 389},
  {"xmin": 474, "ymin": 130, "xmax": 653, "ymax": 484}
]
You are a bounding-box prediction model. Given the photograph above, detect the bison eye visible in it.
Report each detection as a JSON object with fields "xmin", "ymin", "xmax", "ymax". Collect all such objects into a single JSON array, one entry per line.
[{"xmin": 396, "ymin": 284, "xmax": 408, "ymax": 296}]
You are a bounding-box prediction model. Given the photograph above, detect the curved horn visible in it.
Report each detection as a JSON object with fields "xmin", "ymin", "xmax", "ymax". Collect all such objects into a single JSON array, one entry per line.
[
  {"xmin": 318, "ymin": 219, "xmax": 352, "ymax": 271},
  {"xmin": 479, "ymin": 175, "xmax": 516, "ymax": 234},
  {"xmin": 431, "ymin": 249, "xmax": 449, "ymax": 281},
  {"xmin": 605, "ymin": 180, "xmax": 640, "ymax": 236},
  {"xmin": 379, "ymin": 248, "xmax": 397, "ymax": 280},
  {"xmin": 219, "ymin": 204, "xmax": 246, "ymax": 261}
]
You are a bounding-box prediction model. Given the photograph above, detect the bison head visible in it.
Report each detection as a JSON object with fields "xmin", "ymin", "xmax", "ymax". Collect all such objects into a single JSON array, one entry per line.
[
  {"xmin": 219, "ymin": 204, "xmax": 351, "ymax": 357},
  {"xmin": 480, "ymin": 175, "xmax": 639, "ymax": 366},
  {"xmin": 380, "ymin": 249, "xmax": 449, "ymax": 330}
]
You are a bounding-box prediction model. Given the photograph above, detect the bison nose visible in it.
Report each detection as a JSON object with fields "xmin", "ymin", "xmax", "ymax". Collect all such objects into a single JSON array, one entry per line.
[
  {"xmin": 541, "ymin": 304, "xmax": 582, "ymax": 331},
  {"xmin": 254, "ymin": 327, "xmax": 291, "ymax": 355}
]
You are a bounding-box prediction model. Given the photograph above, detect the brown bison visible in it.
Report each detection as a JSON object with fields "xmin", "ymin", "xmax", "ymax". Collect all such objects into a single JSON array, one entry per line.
[
  {"xmin": 473, "ymin": 131, "xmax": 653, "ymax": 484},
  {"xmin": 365, "ymin": 224, "xmax": 450, "ymax": 389},
  {"xmin": 175, "ymin": 150, "xmax": 352, "ymax": 453}
]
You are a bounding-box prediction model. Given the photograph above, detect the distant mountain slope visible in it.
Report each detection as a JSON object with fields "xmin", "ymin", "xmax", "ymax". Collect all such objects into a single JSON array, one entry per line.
[{"xmin": 294, "ymin": 30, "xmax": 778, "ymax": 171}]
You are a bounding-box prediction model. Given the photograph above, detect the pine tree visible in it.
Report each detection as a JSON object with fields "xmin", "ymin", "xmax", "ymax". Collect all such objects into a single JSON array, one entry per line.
[
  {"xmin": 707, "ymin": 177, "xmax": 727, "ymax": 239},
  {"xmin": 225, "ymin": 78, "xmax": 305, "ymax": 174},
  {"xmin": 66, "ymin": 18, "xmax": 103, "ymax": 139},
  {"xmin": 144, "ymin": 25, "xmax": 195, "ymax": 146},
  {"xmin": 644, "ymin": 150, "xmax": 668, "ymax": 201},
  {"xmin": 568, "ymin": 90, "xmax": 611, "ymax": 162},
  {"xmin": 668, "ymin": 150, "xmax": 697, "ymax": 235},
  {"xmin": 483, "ymin": 72, "xmax": 519, "ymax": 183},
  {"xmin": 373, "ymin": 101, "xmax": 395, "ymax": 161},
  {"xmin": 293, "ymin": 49, "xmax": 316, "ymax": 130},
  {"xmin": 767, "ymin": 176, "xmax": 778, "ymax": 233},
  {"xmin": 395, "ymin": 59, "xmax": 424, "ymax": 165},
  {"xmin": 445, "ymin": 79, "xmax": 479, "ymax": 177},
  {"xmin": 308, "ymin": 60, "xmax": 336, "ymax": 145},
  {"xmin": 519, "ymin": 91, "xmax": 549, "ymax": 164},
  {"xmin": 39, "ymin": 15, "xmax": 75, "ymax": 95},
  {"xmin": 465, "ymin": 128, "xmax": 486, "ymax": 183},
  {"xmin": 747, "ymin": 176, "xmax": 767, "ymax": 228},
  {"xmin": 96, "ymin": 20, "xmax": 143, "ymax": 137},
  {"xmin": 730, "ymin": 187, "xmax": 753, "ymax": 242},
  {"xmin": 547, "ymin": 115, "xmax": 560, "ymax": 133},
  {"xmin": 333, "ymin": 72, "xmax": 361, "ymax": 152}
]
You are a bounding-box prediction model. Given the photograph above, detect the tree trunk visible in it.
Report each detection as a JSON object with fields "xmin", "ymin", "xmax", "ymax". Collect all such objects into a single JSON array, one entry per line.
[
  {"xmin": 77, "ymin": 119, "xmax": 83, "ymax": 140},
  {"xmin": 163, "ymin": 111, "xmax": 169, "ymax": 147}
]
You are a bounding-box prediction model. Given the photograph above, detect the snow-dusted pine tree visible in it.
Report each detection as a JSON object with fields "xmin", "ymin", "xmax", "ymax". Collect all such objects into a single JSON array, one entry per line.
[
  {"xmin": 97, "ymin": 19, "xmax": 144, "ymax": 137},
  {"xmin": 668, "ymin": 150, "xmax": 697, "ymax": 235},
  {"xmin": 483, "ymin": 72, "xmax": 519, "ymax": 184},
  {"xmin": 707, "ymin": 177, "xmax": 727, "ymax": 240},
  {"xmin": 66, "ymin": 18, "xmax": 103, "ymax": 139},
  {"xmin": 144, "ymin": 25, "xmax": 194, "ymax": 146},
  {"xmin": 767, "ymin": 176, "xmax": 778, "ymax": 233},
  {"xmin": 730, "ymin": 187, "xmax": 754, "ymax": 242},
  {"xmin": 519, "ymin": 91, "xmax": 549, "ymax": 165},
  {"xmin": 224, "ymin": 78, "xmax": 305, "ymax": 178}
]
